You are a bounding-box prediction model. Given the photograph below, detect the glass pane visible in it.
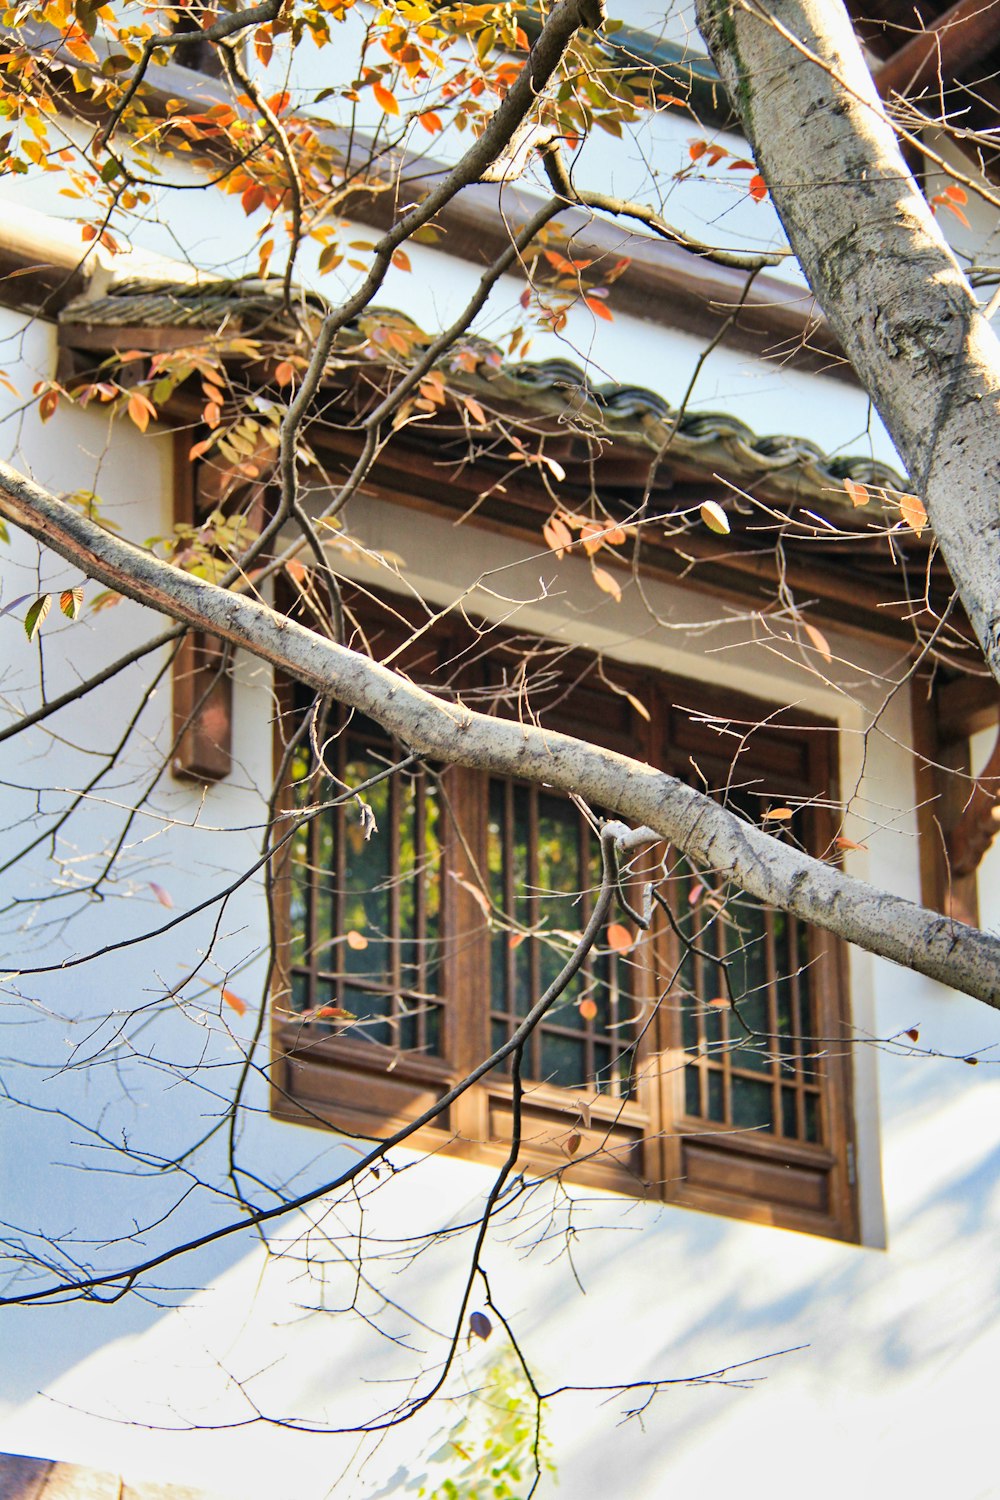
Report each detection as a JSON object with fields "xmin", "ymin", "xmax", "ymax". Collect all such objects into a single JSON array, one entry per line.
[
  {"xmin": 685, "ymin": 1066, "xmax": 701, "ymax": 1117},
  {"xmin": 781, "ymin": 1086, "xmax": 798, "ymax": 1139},
  {"xmin": 804, "ymin": 1091, "xmax": 820, "ymax": 1144},
  {"xmin": 539, "ymin": 1032, "xmax": 587, "ymax": 1089},
  {"xmin": 707, "ymin": 1069, "xmax": 724, "ymax": 1122},
  {"xmin": 731, "ymin": 1076, "xmax": 774, "ymax": 1132}
]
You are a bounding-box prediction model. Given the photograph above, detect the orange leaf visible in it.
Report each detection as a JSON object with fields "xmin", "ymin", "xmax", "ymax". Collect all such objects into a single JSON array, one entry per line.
[
  {"xmin": 127, "ymin": 392, "xmax": 156, "ymax": 433},
  {"xmin": 543, "ymin": 515, "xmax": 573, "ymax": 556},
  {"xmin": 945, "ymin": 183, "xmax": 968, "ymax": 204},
  {"xmin": 688, "ymin": 139, "xmax": 707, "ymax": 161},
  {"xmin": 345, "ymin": 930, "xmax": 369, "ymax": 950},
  {"xmin": 241, "ymin": 182, "xmax": 265, "ymax": 215},
  {"xmin": 584, "ymin": 295, "xmax": 613, "ymax": 321},
  {"xmin": 578, "ymin": 998, "xmax": 598, "ymax": 1021},
  {"xmin": 942, "ymin": 200, "xmax": 970, "ymax": 229},
  {"xmin": 708, "ymin": 995, "xmax": 730, "ymax": 1009},
  {"xmin": 835, "ymin": 835, "xmax": 869, "ymax": 852},
  {"xmin": 391, "ymin": 248, "xmax": 412, "ymax": 272},
  {"xmin": 803, "ymin": 621, "xmax": 833, "ymax": 663},
  {"xmin": 285, "ymin": 557, "xmax": 307, "ymax": 583},
  {"xmin": 748, "ymin": 174, "xmax": 767, "ymax": 202},
  {"xmin": 905, "ymin": 1026, "xmax": 919, "ymax": 1043},
  {"xmin": 606, "ymin": 922, "xmax": 633, "ymax": 953},
  {"xmin": 899, "ymin": 492, "xmax": 928, "ymax": 536},
  {"xmin": 254, "ymin": 28, "xmax": 273, "ymax": 66},
  {"xmin": 223, "ymin": 988, "xmax": 248, "ymax": 1017},
  {"xmin": 38, "ymin": 389, "xmax": 59, "ymax": 422},
  {"xmin": 844, "ymin": 478, "xmax": 869, "ymax": 508},
  {"xmin": 463, "ymin": 395, "xmax": 486, "ymax": 425},
  {"xmin": 764, "ymin": 807, "xmax": 794, "ymax": 820},
  {"xmin": 419, "ymin": 110, "xmax": 443, "ymax": 133},
  {"xmin": 274, "ymin": 360, "xmax": 295, "ymax": 385},
  {"xmin": 580, "ymin": 522, "xmax": 604, "ymax": 555},
  {"xmin": 373, "ymin": 82, "xmax": 399, "ymax": 115},
  {"xmin": 591, "ymin": 564, "xmax": 621, "ymax": 601}
]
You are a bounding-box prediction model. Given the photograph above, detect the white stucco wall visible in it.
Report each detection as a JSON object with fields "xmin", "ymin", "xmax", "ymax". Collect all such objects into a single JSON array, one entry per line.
[{"xmin": 1, "ymin": 34, "xmax": 999, "ymax": 1485}]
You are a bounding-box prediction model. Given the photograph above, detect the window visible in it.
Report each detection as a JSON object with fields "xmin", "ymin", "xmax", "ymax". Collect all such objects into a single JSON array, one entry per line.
[{"xmin": 271, "ymin": 600, "xmax": 859, "ymax": 1242}]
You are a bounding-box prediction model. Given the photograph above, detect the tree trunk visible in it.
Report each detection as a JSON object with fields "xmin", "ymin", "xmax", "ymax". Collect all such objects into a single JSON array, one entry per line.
[{"xmin": 695, "ymin": 0, "xmax": 1000, "ymax": 682}]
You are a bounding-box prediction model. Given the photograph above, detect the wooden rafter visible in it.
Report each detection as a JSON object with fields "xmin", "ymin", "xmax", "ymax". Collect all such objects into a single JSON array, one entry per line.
[{"xmin": 873, "ymin": 0, "xmax": 1000, "ymax": 96}]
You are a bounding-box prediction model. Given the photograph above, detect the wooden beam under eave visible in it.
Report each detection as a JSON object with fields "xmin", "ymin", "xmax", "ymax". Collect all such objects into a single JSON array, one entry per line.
[{"xmin": 873, "ymin": 0, "xmax": 1000, "ymax": 97}]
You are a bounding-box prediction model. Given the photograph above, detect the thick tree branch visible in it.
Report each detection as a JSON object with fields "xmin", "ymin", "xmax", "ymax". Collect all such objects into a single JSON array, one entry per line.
[
  {"xmin": 2, "ymin": 460, "xmax": 999, "ymax": 1007},
  {"xmin": 695, "ymin": 0, "xmax": 1000, "ymax": 685}
]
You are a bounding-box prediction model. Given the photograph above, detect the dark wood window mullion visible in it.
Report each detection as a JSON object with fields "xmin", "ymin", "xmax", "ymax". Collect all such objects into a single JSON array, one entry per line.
[
  {"xmin": 789, "ymin": 915, "xmax": 807, "ymax": 1141},
  {"xmin": 764, "ymin": 907, "xmax": 782, "ymax": 1134},
  {"xmin": 335, "ymin": 744, "xmax": 348, "ymax": 1011},
  {"xmin": 503, "ymin": 780, "xmax": 517, "ymax": 1047},
  {"xmin": 692, "ymin": 914, "xmax": 708, "ymax": 1118},
  {"xmin": 580, "ymin": 808, "xmax": 595, "ymax": 1086},
  {"xmin": 717, "ymin": 911, "xmax": 733, "ymax": 1126},
  {"xmin": 414, "ymin": 769, "xmax": 428, "ymax": 1053},
  {"xmin": 390, "ymin": 770, "xmax": 402, "ymax": 1043}
]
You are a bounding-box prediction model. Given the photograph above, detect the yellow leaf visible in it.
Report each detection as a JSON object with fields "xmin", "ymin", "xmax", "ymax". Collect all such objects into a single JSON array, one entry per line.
[
  {"xmin": 700, "ymin": 500, "xmax": 730, "ymax": 535},
  {"xmin": 591, "ymin": 565, "xmax": 622, "ymax": 601},
  {"xmin": 899, "ymin": 492, "xmax": 928, "ymax": 536}
]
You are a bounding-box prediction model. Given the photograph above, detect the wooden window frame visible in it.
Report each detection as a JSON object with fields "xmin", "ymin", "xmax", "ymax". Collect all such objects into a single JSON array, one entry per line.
[{"xmin": 270, "ymin": 595, "xmax": 859, "ymax": 1242}]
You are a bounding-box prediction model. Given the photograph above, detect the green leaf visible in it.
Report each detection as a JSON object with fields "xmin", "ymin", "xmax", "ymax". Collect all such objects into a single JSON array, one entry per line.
[
  {"xmin": 24, "ymin": 594, "xmax": 51, "ymax": 641},
  {"xmin": 100, "ymin": 157, "xmax": 121, "ymax": 183}
]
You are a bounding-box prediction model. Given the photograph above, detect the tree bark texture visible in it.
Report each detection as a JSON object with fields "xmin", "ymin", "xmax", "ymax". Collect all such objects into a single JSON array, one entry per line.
[
  {"xmin": 695, "ymin": 0, "xmax": 1000, "ymax": 683},
  {"xmin": 3, "ymin": 459, "xmax": 999, "ymax": 1008}
]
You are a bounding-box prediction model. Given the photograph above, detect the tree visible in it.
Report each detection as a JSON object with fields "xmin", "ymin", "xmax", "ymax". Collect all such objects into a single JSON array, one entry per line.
[{"xmin": 1, "ymin": 0, "xmax": 999, "ymax": 1489}]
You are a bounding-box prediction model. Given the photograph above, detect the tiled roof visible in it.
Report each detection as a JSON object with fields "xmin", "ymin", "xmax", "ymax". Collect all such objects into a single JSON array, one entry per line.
[{"xmin": 60, "ymin": 277, "xmax": 906, "ymax": 511}]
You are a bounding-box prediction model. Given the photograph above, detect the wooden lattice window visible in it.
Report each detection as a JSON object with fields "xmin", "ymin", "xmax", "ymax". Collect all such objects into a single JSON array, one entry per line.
[
  {"xmin": 271, "ymin": 601, "xmax": 859, "ymax": 1239},
  {"xmin": 287, "ymin": 713, "xmax": 445, "ymax": 1057}
]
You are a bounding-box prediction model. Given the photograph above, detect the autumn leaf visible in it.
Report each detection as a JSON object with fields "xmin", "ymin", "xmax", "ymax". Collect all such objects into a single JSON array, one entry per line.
[
  {"xmin": 899, "ymin": 492, "xmax": 928, "ymax": 536},
  {"xmin": 578, "ymin": 998, "xmax": 598, "ymax": 1021},
  {"xmin": 241, "ymin": 182, "xmax": 265, "ymax": 215},
  {"xmin": 222, "ymin": 989, "xmax": 248, "ymax": 1017},
  {"xmin": 700, "ymin": 500, "xmax": 730, "ymax": 535},
  {"xmin": 149, "ymin": 881, "xmax": 174, "ymax": 909},
  {"xmin": 803, "ymin": 621, "xmax": 833, "ymax": 663},
  {"xmin": 127, "ymin": 392, "xmax": 157, "ymax": 433},
  {"xmin": 942, "ymin": 200, "xmax": 971, "ymax": 229},
  {"xmin": 59, "ymin": 586, "xmax": 84, "ymax": 620},
  {"xmin": 584, "ymin": 295, "xmax": 614, "ymax": 321},
  {"xmin": 689, "ymin": 139, "xmax": 707, "ymax": 161},
  {"xmin": 606, "ymin": 922, "xmax": 633, "ymax": 953},
  {"xmin": 708, "ymin": 995, "xmax": 730, "ymax": 1009},
  {"xmin": 24, "ymin": 594, "xmax": 51, "ymax": 641},
  {"xmin": 945, "ymin": 183, "xmax": 968, "ymax": 204},
  {"xmin": 763, "ymin": 807, "xmax": 794, "ymax": 820},
  {"xmin": 565, "ymin": 1132, "xmax": 582, "ymax": 1156},
  {"xmin": 38, "ymin": 388, "xmax": 59, "ymax": 422},
  {"xmin": 372, "ymin": 82, "xmax": 399, "ymax": 115},
  {"xmin": 345, "ymin": 930, "xmax": 369, "ymax": 950},
  {"xmin": 274, "ymin": 361, "xmax": 296, "ymax": 385},
  {"xmin": 844, "ymin": 478, "xmax": 869, "ymax": 508},
  {"xmin": 419, "ymin": 110, "xmax": 443, "ymax": 133},
  {"xmin": 543, "ymin": 514, "xmax": 573, "ymax": 556},
  {"xmin": 580, "ymin": 522, "xmax": 605, "ymax": 555},
  {"xmin": 591, "ymin": 564, "xmax": 622, "ymax": 601},
  {"xmin": 748, "ymin": 174, "xmax": 768, "ymax": 202},
  {"xmin": 835, "ymin": 835, "xmax": 869, "ymax": 852},
  {"xmin": 391, "ymin": 248, "xmax": 412, "ymax": 272},
  {"xmin": 462, "ymin": 395, "xmax": 486, "ymax": 425},
  {"xmin": 905, "ymin": 1026, "xmax": 920, "ymax": 1043}
]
